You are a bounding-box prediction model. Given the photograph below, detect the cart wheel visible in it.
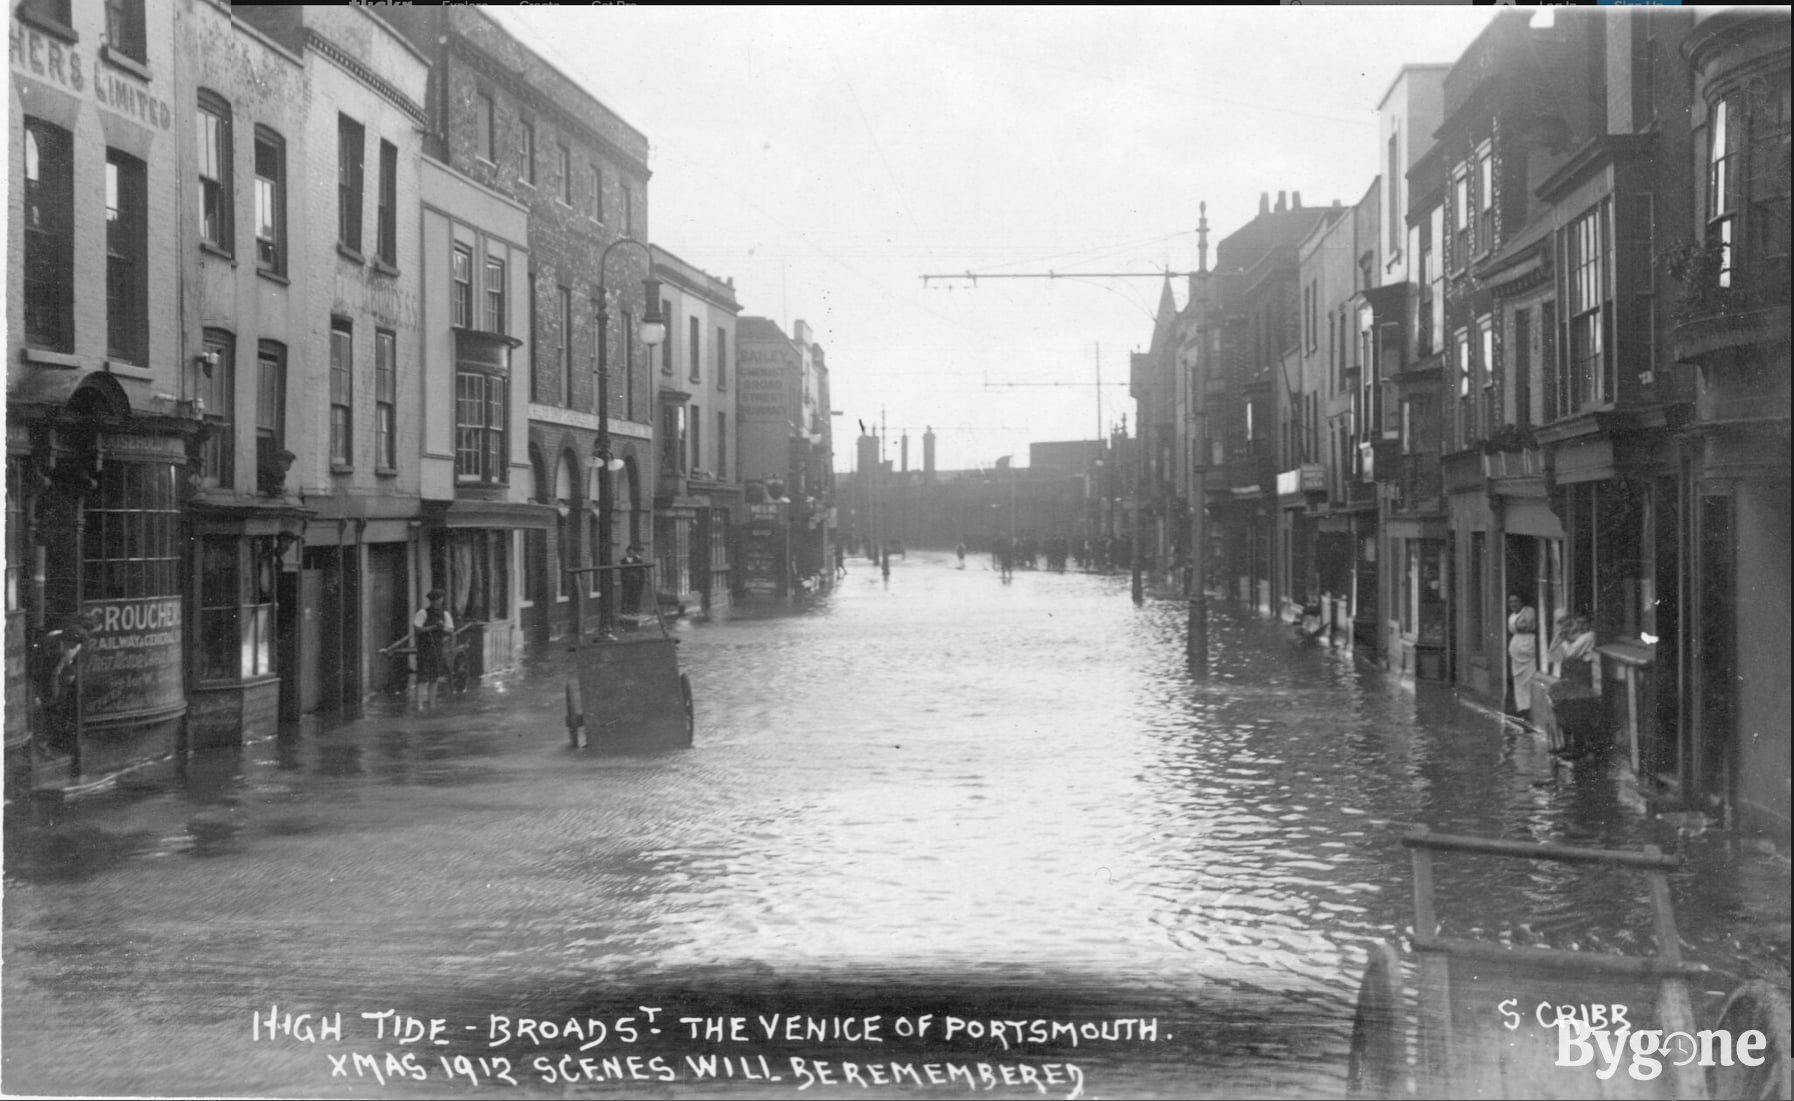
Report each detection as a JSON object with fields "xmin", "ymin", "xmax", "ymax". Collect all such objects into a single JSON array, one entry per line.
[
  {"xmin": 1708, "ymin": 981, "xmax": 1790, "ymax": 1101},
  {"xmin": 1347, "ymin": 941, "xmax": 1405, "ymax": 1100},
  {"xmin": 680, "ymin": 673, "xmax": 695, "ymax": 744}
]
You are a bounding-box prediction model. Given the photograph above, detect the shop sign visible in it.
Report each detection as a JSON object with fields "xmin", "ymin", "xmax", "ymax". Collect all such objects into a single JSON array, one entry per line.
[
  {"xmin": 82, "ymin": 596, "xmax": 184, "ymax": 720},
  {"xmin": 741, "ymin": 521, "xmax": 782, "ymax": 595},
  {"xmin": 10, "ymin": 20, "xmax": 174, "ymax": 132}
]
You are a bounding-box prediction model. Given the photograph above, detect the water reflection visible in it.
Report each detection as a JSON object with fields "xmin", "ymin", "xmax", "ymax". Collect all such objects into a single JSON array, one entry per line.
[{"xmin": 2, "ymin": 551, "xmax": 1784, "ymax": 1099}]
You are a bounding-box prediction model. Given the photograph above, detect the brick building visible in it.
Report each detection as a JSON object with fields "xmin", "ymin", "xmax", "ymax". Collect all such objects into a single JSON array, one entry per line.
[{"xmin": 384, "ymin": 7, "xmax": 659, "ymax": 644}]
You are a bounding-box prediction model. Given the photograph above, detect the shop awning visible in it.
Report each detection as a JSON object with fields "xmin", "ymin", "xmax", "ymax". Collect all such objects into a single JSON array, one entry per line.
[{"xmin": 423, "ymin": 499, "xmax": 559, "ymax": 531}]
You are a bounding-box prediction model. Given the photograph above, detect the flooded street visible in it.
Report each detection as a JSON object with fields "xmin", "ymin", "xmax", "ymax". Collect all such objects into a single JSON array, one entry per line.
[{"xmin": 4, "ymin": 550, "xmax": 1787, "ymax": 1099}]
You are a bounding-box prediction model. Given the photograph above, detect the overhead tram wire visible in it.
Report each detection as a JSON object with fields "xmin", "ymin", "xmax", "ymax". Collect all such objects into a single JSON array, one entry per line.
[{"xmin": 493, "ymin": 10, "xmax": 1008, "ymax": 348}]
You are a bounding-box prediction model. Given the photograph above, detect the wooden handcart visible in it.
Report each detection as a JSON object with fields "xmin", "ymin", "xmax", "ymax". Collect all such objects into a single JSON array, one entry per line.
[
  {"xmin": 563, "ymin": 562, "xmax": 693, "ymax": 752},
  {"xmin": 1348, "ymin": 827, "xmax": 1790, "ymax": 1100}
]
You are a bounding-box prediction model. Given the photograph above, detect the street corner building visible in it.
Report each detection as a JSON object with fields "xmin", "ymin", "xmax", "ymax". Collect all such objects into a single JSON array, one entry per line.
[
  {"xmin": 1123, "ymin": 8, "xmax": 1789, "ymax": 843},
  {"xmin": 6, "ymin": 3, "xmax": 774, "ymax": 797}
]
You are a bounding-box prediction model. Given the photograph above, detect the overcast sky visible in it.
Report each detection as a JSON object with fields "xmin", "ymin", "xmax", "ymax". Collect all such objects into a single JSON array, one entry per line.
[{"xmin": 490, "ymin": 6, "xmax": 1501, "ymax": 473}]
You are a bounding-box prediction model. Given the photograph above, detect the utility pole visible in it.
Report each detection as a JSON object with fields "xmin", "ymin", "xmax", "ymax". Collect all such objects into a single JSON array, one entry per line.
[{"xmin": 924, "ymin": 262, "xmax": 1207, "ymax": 632}]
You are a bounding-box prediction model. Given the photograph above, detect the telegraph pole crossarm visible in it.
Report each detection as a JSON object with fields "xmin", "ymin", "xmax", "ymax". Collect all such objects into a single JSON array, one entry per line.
[{"xmin": 922, "ymin": 269, "xmax": 1204, "ymax": 287}]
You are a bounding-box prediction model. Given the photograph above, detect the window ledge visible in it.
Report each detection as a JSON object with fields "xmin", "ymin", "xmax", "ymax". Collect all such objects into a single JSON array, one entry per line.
[
  {"xmin": 256, "ymin": 267, "xmax": 291, "ymax": 287},
  {"xmin": 370, "ymin": 259, "xmax": 400, "ymax": 278},
  {"xmin": 100, "ymin": 47, "xmax": 151, "ymax": 82},
  {"xmin": 337, "ymin": 243, "xmax": 366, "ymax": 265},
  {"xmin": 376, "ymin": 467, "xmax": 399, "ymax": 478},
  {"xmin": 20, "ymin": 347, "xmax": 82, "ymax": 369},
  {"xmin": 200, "ymin": 241, "xmax": 236, "ymax": 264},
  {"xmin": 15, "ymin": 9, "xmax": 77, "ymax": 43},
  {"xmin": 106, "ymin": 360, "xmax": 152, "ymax": 379},
  {"xmin": 330, "ymin": 463, "xmax": 355, "ymax": 475}
]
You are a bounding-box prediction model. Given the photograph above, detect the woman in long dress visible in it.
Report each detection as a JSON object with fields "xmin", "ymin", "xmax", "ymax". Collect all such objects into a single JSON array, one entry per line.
[{"xmin": 1506, "ymin": 592, "xmax": 1538, "ymax": 721}]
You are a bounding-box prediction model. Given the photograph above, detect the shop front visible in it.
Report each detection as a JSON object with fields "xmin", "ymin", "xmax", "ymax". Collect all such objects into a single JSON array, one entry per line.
[
  {"xmin": 423, "ymin": 500, "xmax": 556, "ymax": 680},
  {"xmin": 9, "ymin": 379, "xmax": 198, "ymax": 786}
]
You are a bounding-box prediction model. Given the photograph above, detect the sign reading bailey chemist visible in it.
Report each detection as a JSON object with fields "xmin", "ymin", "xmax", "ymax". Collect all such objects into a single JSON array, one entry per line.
[{"xmin": 82, "ymin": 597, "xmax": 184, "ymax": 721}]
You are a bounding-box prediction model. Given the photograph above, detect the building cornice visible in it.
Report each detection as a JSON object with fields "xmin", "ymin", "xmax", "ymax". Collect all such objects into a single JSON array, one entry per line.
[{"xmin": 307, "ymin": 29, "xmax": 427, "ymax": 127}]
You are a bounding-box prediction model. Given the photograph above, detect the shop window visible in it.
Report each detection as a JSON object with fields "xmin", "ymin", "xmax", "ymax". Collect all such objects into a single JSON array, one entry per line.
[
  {"xmin": 85, "ymin": 462, "xmax": 180, "ymax": 601},
  {"xmin": 105, "ymin": 150, "xmax": 148, "ymax": 366},
  {"xmin": 661, "ymin": 402, "xmax": 686, "ymax": 474},
  {"xmin": 254, "ymin": 128, "xmax": 287, "ymax": 275},
  {"xmin": 198, "ymin": 537, "xmax": 275, "ymax": 682},
  {"xmin": 200, "ymin": 330, "xmax": 234, "ymax": 487},
  {"xmin": 23, "ymin": 118, "xmax": 74, "ymax": 352},
  {"xmin": 198, "ymin": 91, "xmax": 233, "ymax": 253},
  {"xmin": 444, "ymin": 530, "xmax": 509, "ymax": 623},
  {"xmin": 521, "ymin": 529, "xmax": 543, "ymax": 608},
  {"xmin": 1418, "ymin": 540, "xmax": 1445, "ymax": 647}
]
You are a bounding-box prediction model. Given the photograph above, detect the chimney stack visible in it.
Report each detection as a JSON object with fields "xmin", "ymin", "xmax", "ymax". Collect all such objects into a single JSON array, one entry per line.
[
  {"xmin": 1292, "ymin": 191, "xmax": 1302, "ymax": 209},
  {"xmin": 1259, "ymin": 192, "xmax": 1270, "ymax": 216},
  {"xmin": 1276, "ymin": 190, "xmax": 1287, "ymax": 213}
]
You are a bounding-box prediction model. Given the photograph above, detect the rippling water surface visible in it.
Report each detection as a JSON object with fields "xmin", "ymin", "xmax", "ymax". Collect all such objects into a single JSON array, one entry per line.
[{"xmin": 4, "ymin": 551, "xmax": 1786, "ymax": 1098}]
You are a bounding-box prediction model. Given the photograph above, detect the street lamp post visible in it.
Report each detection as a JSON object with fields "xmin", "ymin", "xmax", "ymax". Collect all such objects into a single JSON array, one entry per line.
[{"xmin": 593, "ymin": 236, "xmax": 666, "ymax": 635}]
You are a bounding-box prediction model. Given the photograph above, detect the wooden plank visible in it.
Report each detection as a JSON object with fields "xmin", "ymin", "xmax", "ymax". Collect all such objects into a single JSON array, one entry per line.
[
  {"xmin": 1401, "ymin": 829, "xmax": 1681, "ymax": 870},
  {"xmin": 1411, "ymin": 934, "xmax": 1710, "ymax": 978}
]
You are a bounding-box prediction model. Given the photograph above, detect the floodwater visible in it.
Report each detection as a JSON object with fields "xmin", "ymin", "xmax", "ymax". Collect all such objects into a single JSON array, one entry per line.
[{"xmin": 4, "ymin": 549, "xmax": 1787, "ymax": 1099}]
